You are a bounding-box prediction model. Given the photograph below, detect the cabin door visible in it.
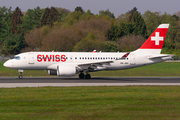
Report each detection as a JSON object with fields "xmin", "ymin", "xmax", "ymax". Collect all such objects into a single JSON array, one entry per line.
[
  {"xmin": 130, "ymin": 54, "xmax": 135, "ymax": 65},
  {"xmin": 28, "ymin": 53, "xmax": 34, "ymax": 64}
]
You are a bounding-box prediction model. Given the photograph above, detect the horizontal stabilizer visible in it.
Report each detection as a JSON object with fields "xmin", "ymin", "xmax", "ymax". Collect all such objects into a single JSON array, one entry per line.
[{"xmin": 148, "ymin": 54, "xmax": 173, "ymax": 59}]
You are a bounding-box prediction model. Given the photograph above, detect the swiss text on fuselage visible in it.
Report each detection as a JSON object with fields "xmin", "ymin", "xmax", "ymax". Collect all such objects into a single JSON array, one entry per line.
[{"xmin": 37, "ymin": 54, "xmax": 66, "ymax": 62}]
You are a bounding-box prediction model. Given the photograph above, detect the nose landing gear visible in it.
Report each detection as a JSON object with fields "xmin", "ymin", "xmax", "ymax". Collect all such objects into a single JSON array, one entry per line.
[{"xmin": 18, "ymin": 69, "xmax": 23, "ymax": 79}]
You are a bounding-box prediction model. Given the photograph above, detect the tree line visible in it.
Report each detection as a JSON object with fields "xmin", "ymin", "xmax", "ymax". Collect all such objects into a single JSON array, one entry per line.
[{"xmin": 0, "ymin": 6, "xmax": 180, "ymax": 56}]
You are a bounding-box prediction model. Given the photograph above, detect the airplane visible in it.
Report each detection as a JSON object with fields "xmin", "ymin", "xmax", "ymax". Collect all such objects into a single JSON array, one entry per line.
[{"xmin": 3, "ymin": 24, "xmax": 173, "ymax": 79}]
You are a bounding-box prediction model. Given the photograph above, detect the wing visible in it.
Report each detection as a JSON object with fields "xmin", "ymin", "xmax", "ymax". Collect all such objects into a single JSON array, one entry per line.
[{"xmin": 47, "ymin": 60, "xmax": 114, "ymax": 71}]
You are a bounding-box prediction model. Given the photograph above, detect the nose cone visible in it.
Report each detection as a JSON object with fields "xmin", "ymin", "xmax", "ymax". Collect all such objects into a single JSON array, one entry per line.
[{"xmin": 3, "ymin": 60, "xmax": 12, "ymax": 68}]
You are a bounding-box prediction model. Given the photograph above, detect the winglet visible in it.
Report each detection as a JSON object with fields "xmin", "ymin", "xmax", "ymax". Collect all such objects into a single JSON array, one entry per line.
[
  {"xmin": 122, "ymin": 52, "xmax": 130, "ymax": 58},
  {"xmin": 92, "ymin": 50, "xmax": 96, "ymax": 53},
  {"xmin": 116, "ymin": 52, "xmax": 130, "ymax": 60}
]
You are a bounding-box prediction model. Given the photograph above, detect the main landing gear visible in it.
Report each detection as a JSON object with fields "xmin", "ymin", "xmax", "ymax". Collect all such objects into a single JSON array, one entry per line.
[
  {"xmin": 79, "ymin": 72, "xmax": 91, "ymax": 79},
  {"xmin": 79, "ymin": 72, "xmax": 84, "ymax": 79},
  {"xmin": 18, "ymin": 69, "xmax": 23, "ymax": 79}
]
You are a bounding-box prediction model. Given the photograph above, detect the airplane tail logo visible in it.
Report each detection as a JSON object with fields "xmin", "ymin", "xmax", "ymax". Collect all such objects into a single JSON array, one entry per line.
[{"xmin": 139, "ymin": 24, "xmax": 169, "ymax": 49}]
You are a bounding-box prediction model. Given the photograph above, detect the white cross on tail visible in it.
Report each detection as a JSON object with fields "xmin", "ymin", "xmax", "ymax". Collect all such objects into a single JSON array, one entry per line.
[{"xmin": 151, "ymin": 32, "xmax": 164, "ymax": 45}]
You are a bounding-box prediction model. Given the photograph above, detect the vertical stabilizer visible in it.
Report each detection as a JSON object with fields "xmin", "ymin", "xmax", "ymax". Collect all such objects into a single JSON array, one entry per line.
[{"xmin": 134, "ymin": 24, "xmax": 169, "ymax": 54}]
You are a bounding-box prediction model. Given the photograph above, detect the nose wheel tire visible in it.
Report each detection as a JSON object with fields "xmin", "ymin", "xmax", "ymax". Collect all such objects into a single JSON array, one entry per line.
[
  {"xmin": 18, "ymin": 70, "xmax": 23, "ymax": 79},
  {"xmin": 19, "ymin": 75, "xmax": 23, "ymax": 79}
]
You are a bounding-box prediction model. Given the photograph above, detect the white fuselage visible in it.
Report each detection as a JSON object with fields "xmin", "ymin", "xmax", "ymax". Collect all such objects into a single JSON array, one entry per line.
[{"xmin": 4, "ymin": 51, "xmax": 172, "ymax": 72}]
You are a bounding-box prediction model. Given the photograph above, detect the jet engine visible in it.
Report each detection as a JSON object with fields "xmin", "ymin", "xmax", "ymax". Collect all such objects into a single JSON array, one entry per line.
[
  {"xmin": 57, "ymin": 65, "xmax": 78, "ymax": 76},
  {"xmin": 48, "ymin": 70, "xmax": 57, "ymax": 75}
]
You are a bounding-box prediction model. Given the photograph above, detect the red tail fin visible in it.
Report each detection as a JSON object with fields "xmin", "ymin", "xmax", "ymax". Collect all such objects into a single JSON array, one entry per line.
[{"xmin": 140, "ymin": 24, "xmax": 169, "ymax": 49}]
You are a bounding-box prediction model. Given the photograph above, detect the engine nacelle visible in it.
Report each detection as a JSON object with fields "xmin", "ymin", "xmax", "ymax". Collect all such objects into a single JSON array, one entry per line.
[
  {"xmin": 48, "ymin": 70, "xmax": 57, "ymax": 75},
  {"xmin": 57, "ymin": 65, "xmax": 77, "ymax": 76}
]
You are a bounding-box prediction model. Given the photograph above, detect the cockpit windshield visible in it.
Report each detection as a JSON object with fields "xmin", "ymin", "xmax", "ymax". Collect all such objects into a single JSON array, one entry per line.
[{"xmin": 10, "ymin": 56, "xmax": 20, "ymax": 60}]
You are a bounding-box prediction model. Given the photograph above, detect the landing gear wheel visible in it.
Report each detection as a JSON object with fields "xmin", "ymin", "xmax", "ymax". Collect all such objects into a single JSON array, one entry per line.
[
  {"xmin": 18, "ymin": 70, "xmax": 23, "ymax": 79},
  {"xmin": 19, "ymin": 75, "xmax": 22, "ymax": 79},
  {"xmin": 85, "ymin": 74, "xmax": 91, "ymax": 79},
  {"xmin": 79, "ymin": 73, "xmax": 84, "ymax": 79}
]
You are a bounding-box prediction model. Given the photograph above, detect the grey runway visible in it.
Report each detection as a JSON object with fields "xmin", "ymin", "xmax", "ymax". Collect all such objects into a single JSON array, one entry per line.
[
  {"xmin": 0, "ymin": 77, "xmax": 180, "ymax": 83},
  {"xmin": 0, "ymin": 77, "xmax": 180, "ymax": 88}
]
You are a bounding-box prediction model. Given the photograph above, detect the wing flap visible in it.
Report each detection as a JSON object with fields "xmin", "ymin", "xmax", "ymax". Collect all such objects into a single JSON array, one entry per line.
[
  {"xmin": 78, "ymin": 60, "xmax": 113, "ymax": 66},
  {"xmin": 77, "ymin": 60, "xmax": 113, "ymax": 70}
]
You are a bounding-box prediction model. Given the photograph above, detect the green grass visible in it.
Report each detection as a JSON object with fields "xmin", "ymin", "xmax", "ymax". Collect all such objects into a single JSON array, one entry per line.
[
  {"xmin": 1, "ymin": 62, "xmax": 180, "ymax": 77},
  {"xmin": 91, "ymin": 62, "xmax": 180, "ymax": 77},
  {"xmin": 0, "ymin": 86, "xmax": 180, "ymax": 120},
  {"xmin": 0, "ymin": 62, "xmax": 49, "ymax": 77}
]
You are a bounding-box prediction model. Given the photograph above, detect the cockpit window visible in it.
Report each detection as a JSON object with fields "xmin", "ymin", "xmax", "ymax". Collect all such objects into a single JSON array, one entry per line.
[
  {"xmin": 16, "ymin": 56, "xmax": 20, "ymax": 60},
  {"xmin": 10, "ymin": 56, "xmax": 20, "ymax": 60},
  {"xmin": 10, "ymin": 56, "xmax": 15, "ymax": 59}
]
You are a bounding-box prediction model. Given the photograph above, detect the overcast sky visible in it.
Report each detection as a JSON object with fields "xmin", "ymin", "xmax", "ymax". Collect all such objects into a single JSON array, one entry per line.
[{"xmin": 1, "ymin": 0, "xmax": 180, "ymax": 17}]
